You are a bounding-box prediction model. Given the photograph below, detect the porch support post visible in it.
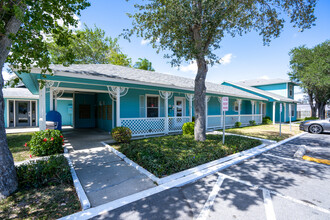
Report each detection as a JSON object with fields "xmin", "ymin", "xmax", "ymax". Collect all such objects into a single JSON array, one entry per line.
[
  {"xmin": 39, "ymin": 86, "xmax": 46, "ymax": 130},
  {"xmin": 205, "ymin": 96, "xmax": 209, "ymax": 130},
  {"xmin": 289, "ymin": 103, "xmax": 292, "ymax": 125},
  {"xmin": 165, "ymin": 92, "xmax": 169, "ymax": 134},
  {"xmin": 284, "ymin": 103, "xmax": 287, "ymax": 123},
  {"xmin": 13, "ymin": 100, "xmax": 16, "ymax": 127},
  {"xmin": 50, "ymin": 88, "xmax": 53, "ymax": 111},
  {"xmin": 237, "ymin": 99, "xmax": 242, "ymax": 122},
  {"xmin": 54, "ymin": 94, "xmax": 58, "ymax": 111},
  {"xmin": 260, "ymin": 102, "xmax": 263, "ymax": 123},
  {"xmin": 273, "ymin": 102, "xmax": 276, "ymax": 124},
  {"xmin": 189, "ymin": 94, "xmax": 193, "ymax": 122},
  {"xmin": 30, "ymin": 100, "xmax": 32, "ymax": 127},
  {"xmin": 251, "ymin": 101, "xmax": 255, "ymax": 120},
  {"xmin": 116, "ymin": 87, "xmax": 121, "ymax": 127}
]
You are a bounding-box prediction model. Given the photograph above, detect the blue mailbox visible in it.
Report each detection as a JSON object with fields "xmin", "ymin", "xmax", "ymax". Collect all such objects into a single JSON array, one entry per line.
[{"xmin": 46, "ymin": 111, "xmax": 62, "ymax": 130}]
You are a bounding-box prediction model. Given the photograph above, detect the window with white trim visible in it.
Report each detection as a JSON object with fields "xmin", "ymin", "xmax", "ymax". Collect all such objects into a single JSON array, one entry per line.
[
  {"xmin": 289, "ymin": 85, "xmax": 293, "ymax": 97},
  {"xmin": 234, "ymin": 101, "xmax": 239, "ymax": 112},
  {"xmin": 147, "ymin": 96, "xmax": 159, "ymax": 117}
]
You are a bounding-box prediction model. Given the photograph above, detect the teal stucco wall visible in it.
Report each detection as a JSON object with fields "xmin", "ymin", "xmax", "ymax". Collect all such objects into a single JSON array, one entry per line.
[{"xmin": 57, "ymin": 99, "xmax": 73, "ymax": 126}]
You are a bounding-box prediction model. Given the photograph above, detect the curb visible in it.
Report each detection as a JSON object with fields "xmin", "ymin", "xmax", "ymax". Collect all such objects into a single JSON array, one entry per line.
[
  {"xmin": 207, "ymin": 130, "xmax": 277, "ymax": 144},
  {"xmin": 60, "ymin": 132, "xmax": 307, "ymax": 220},
  {"xmin": 63, "ymin": 145, "xmax": 91, "ymax": 211},
  {"xmin": 14, "ymin": 154, "xmax": 63, "ymax": 166}
]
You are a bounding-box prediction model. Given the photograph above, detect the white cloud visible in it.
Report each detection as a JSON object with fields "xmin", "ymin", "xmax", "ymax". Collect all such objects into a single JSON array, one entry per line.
[
  {"xmin": 2, "ymin": 69, "xmax": 14, "ymax": 81},
  {"xmin": 181, "ymin": 61, "xmax": 197, "ymax": 73},
  {"xmin": 219, "ymin": 53, "xmax": 233, "ymax": 65},
  {"xmin": 259, "ymin": 75, "xmax": 270, "ymax": 80},
  {"xmin": 141, "ymin": 39, "xmax": 150, "ymax": 45}
]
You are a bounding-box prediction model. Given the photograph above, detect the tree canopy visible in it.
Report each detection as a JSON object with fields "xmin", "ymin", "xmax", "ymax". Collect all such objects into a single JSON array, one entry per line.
[
  {"xmin": 125, "ymin": 0, "xmax": 317, "ymax": 141},
  {"xmin": 48, "ymin": 24, "xmax": 132, "ymax": 66},
  {"xmin": 0, "ymin": 0, "xmax": 90, "ymax": 200},
  {"xmin": 289, "ymin": 40, "xmax": 330, "ymax": 119},
  {"xmin": 134, "ymin": 58, "xmax": 155, "ymax": 71}
]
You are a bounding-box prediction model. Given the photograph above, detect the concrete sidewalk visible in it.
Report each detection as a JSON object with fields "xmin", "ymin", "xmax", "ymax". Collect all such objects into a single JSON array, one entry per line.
[{"xmin": 63, "ymin": 129, "xmax": 156, "ymax": 207}]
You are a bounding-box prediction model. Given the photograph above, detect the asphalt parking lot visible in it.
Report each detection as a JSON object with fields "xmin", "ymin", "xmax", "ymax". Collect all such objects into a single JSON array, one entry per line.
[{"xmin": 93, "ymin": 133, "xmax": 330, "ymax": 220}]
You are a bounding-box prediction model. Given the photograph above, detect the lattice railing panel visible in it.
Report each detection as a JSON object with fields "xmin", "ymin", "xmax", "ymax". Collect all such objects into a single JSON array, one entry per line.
[
  {"xmin": 241, "ymin": 115, "xmax": 253, "ymax": 125},
  {"xmin": 207, "ymin": 115, "xmax": 222, "ymax": 129},
  {"xmin": 225, "ymin": 115, "xmax": 239, "ymax": 126},
  {"xmin": 168, "ymin": 117, "xmax": 190, "ymax": 132},
  {"xmin": 255, "ymin": 114, "xmax": 262, "ymax": 124},
  {"xmin": 121, "ymin": 117, "xmax": 165, "ymax": 136}
]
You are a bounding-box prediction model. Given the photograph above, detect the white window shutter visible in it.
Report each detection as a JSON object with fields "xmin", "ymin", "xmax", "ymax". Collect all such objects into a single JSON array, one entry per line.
[{"xmin": 139, "ymin": 95, "xmax": 145, "ymax": 117}]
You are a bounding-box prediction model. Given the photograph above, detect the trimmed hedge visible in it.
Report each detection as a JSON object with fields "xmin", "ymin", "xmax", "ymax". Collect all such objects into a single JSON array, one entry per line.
[
  {"xmin": 28, "ymin": 129, "xmax": 64, "ymax": 156},
  {"xmin": 262, "ymin": 116, "xmax": 272, "ymax": 125},
  {"xmin": 304, "ymin": 116, "xmax": 319, "ymax": 121},
  {"xmin": 16, "ymin": 155, "xmax": 72, "ymax": 189},
  {"xmin": 182, "ymin": 122, "xmax": 195, "ymax": 135},
  {"xmin": 111, "ymin": 127, "xmax": 132, "ymax": 143},
  {"xmin": 234, "ymin": 122, "xmax": 242, "ymax": 128}
]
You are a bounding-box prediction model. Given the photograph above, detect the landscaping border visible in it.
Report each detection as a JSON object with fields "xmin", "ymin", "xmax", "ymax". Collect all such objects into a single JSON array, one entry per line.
[
  {"xmin": 61, "ymin": 132, "xmax": 307, "ymax": 220},
  {"xmin": 63, "ymin": 145, "xmax": 91, "ymax": 211},
  {"xmin": 102, "ymin": 133, "xmax": 270, "ymax": 185},
  {"xmin": 207, "ymin": 131, "xmax": 277, "ymax": 144}
]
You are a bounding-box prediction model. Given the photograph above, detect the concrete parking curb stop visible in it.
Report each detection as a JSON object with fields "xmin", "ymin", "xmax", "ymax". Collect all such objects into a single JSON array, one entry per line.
[
  {"xmin": 63, "ymin": 145, "xmax": 91, "ymax": 211},
  {"xmin": 60, "ymin": 132, "xmax": 307, "ymax": 220}
]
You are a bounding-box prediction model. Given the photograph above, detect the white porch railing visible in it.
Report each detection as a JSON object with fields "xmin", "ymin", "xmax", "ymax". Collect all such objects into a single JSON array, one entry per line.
[
  {"xmin": 121, "ymin": 114, "xmax": 263, "ymax": 136},
  {"xmin": 121, "ymin": 117, "xmax": 166, "ymax": 136},
  {"xmin": 121, "ymin": 116, "xmax": 190, "ymax": 136},
  {"xmin": 168, "ymin": 116, "xmax": 190, "ymax": 132}
]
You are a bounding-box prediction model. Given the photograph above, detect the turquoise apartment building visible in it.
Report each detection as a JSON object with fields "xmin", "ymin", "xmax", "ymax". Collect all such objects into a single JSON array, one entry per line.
[{"xmin": 4, "ymin": 64, "xmax": 297, "ymax": 137}]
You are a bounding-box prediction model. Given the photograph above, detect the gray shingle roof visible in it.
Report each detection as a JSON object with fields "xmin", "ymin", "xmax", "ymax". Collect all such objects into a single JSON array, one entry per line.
[
  {"xmin": 238, "ymin": 78, "xmax": 298, "ymax": 86},
  {"xmin": 31, "ymin": 64, "xmax": 267, "ymax": 101},
  {"xmin": 3, "ymin": 88, "xmax": 38, "ymax": 99},
  {"xmin": 223, "ymin": 81, "xmax": 298, "ymax": 103}
]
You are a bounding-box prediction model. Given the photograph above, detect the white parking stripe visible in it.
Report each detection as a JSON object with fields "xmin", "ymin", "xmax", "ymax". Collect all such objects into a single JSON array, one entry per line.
[
  {"xmin": 218, "ymin": 173, "xmax": 330, "ymax": 215},
  {"xmin": 195, "ymin": 176, "xmax": 225, "ymax": 220},
  {"xmin": 262, "ymin": 153, "xmax": 330, "ymax": 168},
  {"xmin": 263, "ymin": 189, "xmax": 276, "ymax": 220}
]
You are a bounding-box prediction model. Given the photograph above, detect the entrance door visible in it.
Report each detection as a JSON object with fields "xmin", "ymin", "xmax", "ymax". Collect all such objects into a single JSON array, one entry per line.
[
  {"xmin": 174, "ymin": 97, "xmax": 184, "ymax": 117},
  {"xmin": 16, "ymin": 101, "xmax": 30, "ymax": 126}
]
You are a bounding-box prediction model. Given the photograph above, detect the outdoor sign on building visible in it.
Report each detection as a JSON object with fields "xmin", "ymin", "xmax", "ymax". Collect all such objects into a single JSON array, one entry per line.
[{"xmin": 222, "ymin": 97, "xmax": 229, "ymax": 112}]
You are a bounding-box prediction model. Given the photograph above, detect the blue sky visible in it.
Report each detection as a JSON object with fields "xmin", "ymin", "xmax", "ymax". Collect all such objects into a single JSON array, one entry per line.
[
  {"xmin": 4, "ymin": 0, "xmax": 329, "ymax": 99},
  {"xmin": 77, "ymin": 0, "xmax": 329, "ymax": 86}
]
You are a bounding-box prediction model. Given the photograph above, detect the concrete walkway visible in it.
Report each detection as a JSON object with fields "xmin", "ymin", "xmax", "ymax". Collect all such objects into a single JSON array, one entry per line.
[{"xmin": 63, "ymin": 129, "xmax": 156, "ymax": 207}]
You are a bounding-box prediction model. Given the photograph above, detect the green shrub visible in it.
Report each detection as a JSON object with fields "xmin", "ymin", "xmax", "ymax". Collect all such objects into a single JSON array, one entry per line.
[
  {"xmin": 28, "ymin": 129, "xmax": 64, "ymax": 156},
  {"xmin": 262, "ymin": 117, "xmax": 272, "ymax": 125},
  {"xmin": 234, "ymin": 122, "xmax": 242, "ymax": 128},
  {"xmin": 304, "ymin": 116, "xmax": 319, "ymax": 121},
  {"xmin": 249, "ymin": 120, "xmax": 256, "ymax": 126},
  {"xmin": 182, "ymin": 122, "xmax": 195, "ymax": 135},
  {"xmin": 16, "ymin": 155, "xmax": 72, "ymax": 189},
  {"xmin": 111, "ymin": 127, "xmax": 132, "ymax": 143}
]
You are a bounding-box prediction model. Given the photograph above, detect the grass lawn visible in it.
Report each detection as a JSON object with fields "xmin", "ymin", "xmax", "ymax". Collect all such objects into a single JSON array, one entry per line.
[
  {"xmin": 0, "ymin": 155, "xmax": 81, "ymax": 219},
  {"xmin": 6, "ymin": 132, "xmax": 35, "ymax": 162},
  {"xmin": 226, "ymin": 124, "xmax": 303, "ymax": 142},
  {"xmin": 0, "ymin": 184, "xmax": 80, "ymax": 219},
  {"xmin": 113, "ymin": 134, "xmax": 262, "ymax": 178}
]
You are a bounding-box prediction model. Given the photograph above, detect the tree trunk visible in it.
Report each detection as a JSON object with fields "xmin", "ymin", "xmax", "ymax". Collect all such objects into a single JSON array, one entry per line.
[
  {"xmin": 194, "ymin": 57, "xmax": 208, "ymax": 141},
  {"xmin": 317, "ymin": 102, "xmax": 326, "ymax": 119},
  {"xmin": 0, "ymin": 15, "xmax": 22, "ymax": 200},
  {"xmin": 307, "ymin": 91, "xmax": 316, "ymax": 117}
]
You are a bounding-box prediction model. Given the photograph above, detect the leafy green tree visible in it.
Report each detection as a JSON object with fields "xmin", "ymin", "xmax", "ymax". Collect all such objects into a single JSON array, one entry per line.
[
  {"xmin": 125, "ymin": 0, "xmax": 317, "ymax": 141},
  {"xmin": 134, "ymin": 58, "xmax": 155, "ymax": 71},
  {"xmin": 289, "ymin": 40, "xmax": 330, "ymax": 119},
  {"xmin": 0, "ymin": 0, "xmax": 90, "ymax": 199},
  {"xmin": 48, "ymin": 24, "xmax": 132, "ymax": 66}
]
